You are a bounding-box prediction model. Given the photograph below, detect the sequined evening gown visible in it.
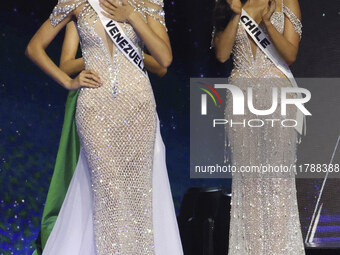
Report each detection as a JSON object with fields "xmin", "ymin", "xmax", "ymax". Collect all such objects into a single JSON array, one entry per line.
[
  {"xmin": 41, "ymin": 0, "xmax": 183, "ymax": 255},
  {"xmin": 226, "ymin": 1, "xmax": 305, "ymax": 255}
]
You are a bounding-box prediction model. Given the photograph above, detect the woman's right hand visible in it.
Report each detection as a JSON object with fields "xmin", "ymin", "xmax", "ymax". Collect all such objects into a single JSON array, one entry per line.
[
  {"xmin": 226, "ymin": 0, "xmax": 242, "ymax": 15},
  {"xmin": 67, "ymin": 70, "xmax": 102, "ymax": 90}
]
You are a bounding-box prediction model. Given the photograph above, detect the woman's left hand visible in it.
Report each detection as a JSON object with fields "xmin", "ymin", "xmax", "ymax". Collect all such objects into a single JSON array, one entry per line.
[
  {"xmin": 262, "ymin": 0, "xmax": 276, "ymax": 23},
  {"xmin": 100, "ymin": 0, "xmax": 134, "ymax": 22}
]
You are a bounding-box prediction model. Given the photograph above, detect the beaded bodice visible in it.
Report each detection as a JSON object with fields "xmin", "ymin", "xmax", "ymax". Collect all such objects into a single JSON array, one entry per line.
[
  {"xmin": 76, "ymin": 1, "xmax": 145, "ymax": 97},
  {"xmin": 231, "ymin": 3, "xmax": 302, "ymax": 79},
  {"xmin": 50, "ymin": 0, "xmax": 166, "ymax": 96}
]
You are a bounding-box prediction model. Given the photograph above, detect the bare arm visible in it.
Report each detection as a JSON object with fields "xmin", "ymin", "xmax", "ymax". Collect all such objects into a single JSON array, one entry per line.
[
  {"xmin": 25, "ymin": 17, "xmax": 75, "ymax": 89},
  {"xmin": 25, "ymin": 10, "xmax": 101, "ymax": 90},
  {"xmin": 100, "ymin": 0, "xmax": 172, "ymax": 68},
  {"xmin": 213, "ymin": 0, "xmax": 242, "ymax": 63},
  {"xmin": 60, "ymin": 21, "xmax": 85, "ymax": 75},
  {"xmin": 214, "ymin": 14, "xmax": 241, "ymax": 63},
  {"xmin": 263, "ymin": 0, "xmax": 301, "ymax": 65}
]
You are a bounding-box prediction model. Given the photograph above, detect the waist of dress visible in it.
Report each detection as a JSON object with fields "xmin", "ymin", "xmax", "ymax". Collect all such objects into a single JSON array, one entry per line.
[
  {"xmin": 230, "ymin": 64, "xmax": 289, "ymax": 79},
  {"xmin": 229, "ymin": 67, "xmax": 294, "ymax": 89}
]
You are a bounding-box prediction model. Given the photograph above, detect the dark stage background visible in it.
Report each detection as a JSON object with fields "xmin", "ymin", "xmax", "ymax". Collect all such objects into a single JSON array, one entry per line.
[{"xmin": 0, "ymin": 0, "xmax": 339, "ymax": 254}]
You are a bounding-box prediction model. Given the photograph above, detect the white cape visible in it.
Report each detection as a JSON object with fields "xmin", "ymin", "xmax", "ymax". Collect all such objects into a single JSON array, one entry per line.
[{"xmin": 42, "ymin": 116, "xmax": 183, "ymax": 255}]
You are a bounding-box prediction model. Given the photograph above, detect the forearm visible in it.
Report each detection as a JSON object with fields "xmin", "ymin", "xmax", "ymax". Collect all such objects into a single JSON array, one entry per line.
[
  {"xmin": 214, "ymin": 14, "xmax": 240, "ymax": 63},
  {"xmin": 264, "ymin": 20, "xmax": 298, "ymax": 65},
  {"xmin": 26, "ymin": 44, "xmax": 71, "ymax": 88},
  {"xmin": 128, "ymin": 12, "xmax": 172, "ymax": 68},
  {"xmin": 60, "ymin": 57, "xmax": 85, "ymax": 76}
]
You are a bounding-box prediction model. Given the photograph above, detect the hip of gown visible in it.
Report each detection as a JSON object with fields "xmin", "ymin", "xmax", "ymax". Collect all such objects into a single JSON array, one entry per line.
[{"xmin": 75, "ymin": 77, "xmax": 158, "ymax": 254}]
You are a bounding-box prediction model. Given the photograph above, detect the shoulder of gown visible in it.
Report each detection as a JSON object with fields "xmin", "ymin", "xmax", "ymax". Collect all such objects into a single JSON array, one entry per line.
[
  {"xmin": 282, "ymin": 1, "xmax": 303, "ymax": 40},
  {"xmin": 49, "ymin": 0, "xmax": 168, "ymax": 30},
  {"xmin": 49, "ymin": 0, "xmax": 86, "ymax": 27},
  {"xmin": 128, "ymin": 0, "xmax": 167, "ymax": 30}
]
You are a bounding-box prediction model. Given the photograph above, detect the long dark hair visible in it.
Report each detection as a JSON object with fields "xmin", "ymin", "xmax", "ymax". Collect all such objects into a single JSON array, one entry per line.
[{"xmin": 213, "ymin": 0, "xmax": 248, "ymax": 33}]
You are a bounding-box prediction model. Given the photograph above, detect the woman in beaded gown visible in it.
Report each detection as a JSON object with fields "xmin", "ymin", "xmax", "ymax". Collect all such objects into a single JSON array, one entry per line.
[
  {"xmin": 26, "ymin": 0, "xmax": 183, "ymax": 254},
  {"xmin": 213, "ymin": 0, "xmax": 305, "ymax": 254}
]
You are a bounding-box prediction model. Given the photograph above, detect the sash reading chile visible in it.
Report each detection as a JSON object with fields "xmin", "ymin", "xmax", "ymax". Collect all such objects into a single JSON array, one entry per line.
[{"xmin": 240, "ymin": 13, "xmax": 271, "ymax": 49}]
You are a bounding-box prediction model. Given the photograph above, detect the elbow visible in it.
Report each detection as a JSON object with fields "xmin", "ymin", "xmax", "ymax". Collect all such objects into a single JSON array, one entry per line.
[
  {"xmin": 59, "ymin": 61, "xmax": 67, "ymax": 72},
  {"xmin": 286, "ymin": 53, "xmax": 297, "ymax": 66},
  {"xmin": 25, "ymin": 43, "xmax": 34, "ymax": 59},
  {"xmin": 25, "ymin": 41, "xmax": 41, "ymax": 61},
  {"xmin": 286, "ymin": 58, "xmax": 296, "ymax": 66},
  {"xmin": 157, "ymin": 52, "xmax": 172, "ymax": 68},
  {"xmin": 158, "ymin": 67, "xmax": 168, "ymax": 78},
  {"xmin": 216, "ymin": 53, "xmax": 230, "ymax": 63},
  {"xmin": 215, "ymin": 48, "xmax": 230, "ymax": 63},
  {"xmin": 159, "ymin": 54, "xmax": 173, "ymax": 68}
]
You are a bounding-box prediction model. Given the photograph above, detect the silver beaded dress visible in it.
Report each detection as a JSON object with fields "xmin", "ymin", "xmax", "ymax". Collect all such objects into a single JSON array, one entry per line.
[
  {"xmin": 226, "ymin": 1, "xmax": 305, "ymax": 255},
  {"xmin": 42, "ymin": 0, "xmax": 183, "ymax": 255}
]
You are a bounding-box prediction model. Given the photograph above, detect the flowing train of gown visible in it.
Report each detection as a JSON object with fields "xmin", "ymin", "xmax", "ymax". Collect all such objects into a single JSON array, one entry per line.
[
  {"xmin": 226, "ymin": 1, "xmax": 305, "ymax": 255},
  {"xmin": 42, "ymin": 116, "xmax": 182, "ymax": 255},
  {"xmin": 41, "ymin": 0, "xmax": 183, "ymax": 254}
]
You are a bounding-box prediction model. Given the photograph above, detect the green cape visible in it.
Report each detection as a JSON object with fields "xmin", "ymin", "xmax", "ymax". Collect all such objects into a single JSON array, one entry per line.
[{"xmin": 32, "ymin": 90, "xmax": 80, "ymax": 255}]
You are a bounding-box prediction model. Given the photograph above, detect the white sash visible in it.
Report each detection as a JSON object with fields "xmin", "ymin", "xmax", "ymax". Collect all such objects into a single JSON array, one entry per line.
[
  {"xmin": 88, "ymin": 0, "xmax": 148, "ymax": 78},
  {"xmin": 240, "ymin": 9, "xmax": 306, "ymax": 135}
]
